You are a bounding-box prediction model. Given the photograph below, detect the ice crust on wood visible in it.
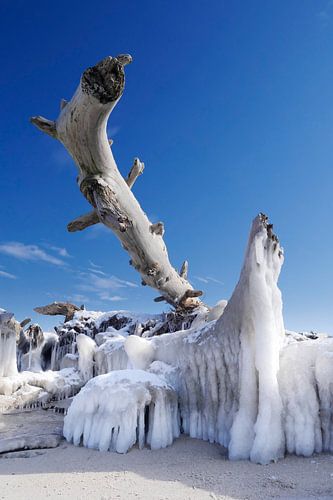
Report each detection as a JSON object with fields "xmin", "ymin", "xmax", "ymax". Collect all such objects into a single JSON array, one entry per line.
[{"xmin": 63, "ymin": 369, "xmax": 179, "ymax": 453}]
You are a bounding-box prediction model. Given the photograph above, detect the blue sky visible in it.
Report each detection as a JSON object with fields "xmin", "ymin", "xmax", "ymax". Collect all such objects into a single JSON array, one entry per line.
[{"xmin": 0, "ymin": 0, "xmax": 332, "ymax": 333}]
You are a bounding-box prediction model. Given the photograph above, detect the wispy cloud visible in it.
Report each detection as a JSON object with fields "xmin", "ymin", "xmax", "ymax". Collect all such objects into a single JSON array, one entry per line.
[
  {"xmin": 206, "ymin": 276, "xmax": 223, "ymax": 285},
  {"xmin": 89, "ymin": 260, "xmax": 102, "ymax": 269},
  {"xmin": 66, "ymin": 294, "xmax": 91, "ymax": 304},
  {"xmin": 0, "ymin": 269, "xmax": 17, "ymax": 279},
  {"xmin": 0, "ymin": 242, "xmax": 66, "ymax": 266},
  {"xmin": 87, "ymin": 268, "xmax": 106, "ymax": 276},
  {"xmin": 194, "ymin": 275, "xmax": 223, "ymax": 286},
  {"xmin": 43, "ymin": 244, "xmax": 71, "ymax": 258},
  {"xmin": 78, "ymin": 272, "xmax": 138, "ymax": 292},
  {"xmin": 76, "ymin": 270, "xmax": 136, "ymax": 303},
  {"xmin": 194, "ymin": 276, "xmax": 209, "ymax": 284},
  {"xmin": 98, "ymin": 294, "xmax": 126, "ymax": 302}
]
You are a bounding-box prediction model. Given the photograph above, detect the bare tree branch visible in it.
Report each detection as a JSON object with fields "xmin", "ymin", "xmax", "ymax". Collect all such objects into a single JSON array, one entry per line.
[{"xmin": 31, "ymin": 55, "xmax": 201, "ymax": 310}]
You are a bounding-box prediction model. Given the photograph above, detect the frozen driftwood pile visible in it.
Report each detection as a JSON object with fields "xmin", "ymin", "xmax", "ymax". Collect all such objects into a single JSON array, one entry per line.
[
  {"xmin": 1, "ymin": 55, "xmax": 332, "ymax": 463},
  {"xmin": 1, "ymin": 215, "xmax": 333, "ymax": 463}
]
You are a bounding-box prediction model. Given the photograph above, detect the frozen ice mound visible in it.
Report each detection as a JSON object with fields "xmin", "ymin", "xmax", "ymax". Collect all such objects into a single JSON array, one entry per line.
[
  {"xmin": 63, "ymin": 369, "xmax": 180, "ymax": 453},
  {"xmin": 0, "ymin": 368, "xmax": 83, "ymax": 412}
]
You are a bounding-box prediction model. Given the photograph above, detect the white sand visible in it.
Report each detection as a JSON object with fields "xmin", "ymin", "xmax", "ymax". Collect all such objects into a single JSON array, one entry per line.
[{"xmin": 0, "ymin": 436, "xmax": 332, "ymax": 500}]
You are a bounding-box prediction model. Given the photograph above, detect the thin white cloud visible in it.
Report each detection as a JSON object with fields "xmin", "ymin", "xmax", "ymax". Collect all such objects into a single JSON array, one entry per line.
[
  {"xmin": 99, "ymin": 294, "xmax": 126, "ymax": 302},
  {"xmin": 66, "ymin": 294, "xmax": 91, "ymax": 304},
  {"xmin": 194, "ymin": 276, "xmax": 223, "ymax": 286},
  {"xmin": 0, "ymin": 242, "xmax": 66, "ymax": 266},
  {"xmin": 87, "ymin": 268, "xmax": 106, "ymax": 276},
  {"xmin": 78, "ymin": 272, "xmax": 138, "ymax": 293},
  {"xmin": 89, "ymin": 260, "xmax": 102, "ymax": 269},
  {"xmin": 43, "ymin": 244, "xmax": 71, "ymax": 258},
  {"xmin": 76, "ymin": 271, "xmax": 136, "ymax": 304},
  {"xmin": 195, "ymin": 276, "xmax": 209, "ymax": 284},
  {"xmin": 0, "ymin": 270, "xmax": 17, "ymax": 280},
  {"xmin": 206, "ymin": 276, "xmax": 223, "ymax": 285}
]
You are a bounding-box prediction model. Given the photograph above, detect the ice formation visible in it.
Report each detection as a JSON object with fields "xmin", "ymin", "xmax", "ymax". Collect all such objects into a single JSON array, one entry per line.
[
  {"xmin": 1, "ymin": 215, "xmax": 333, "ymax": 464},
  {"xmin": 51, "ymin": 309, "xmax": 198, "ymax": 370},
  {"xmin": 124, "ymin": 335, "xmax": 155, "ymax": 370},
  {"xmin": 0, "ymin": 368, "xmax": 83, "ymax": 412},
  {"xmin": 63, "ymin": 369, "xmax": 179, "ymax": 453},
  {"xmin": 63, "ymin": 214, "xmax": 333, "ymax": 464},
  {"xmin": 0, "ymin": 311, "xmax": 18, "ymax": 377},
  {"xmin": 17, "ymin": 324, "xmax": 59, "ymax": 372},
  {"xmin": 279, "ymin": 336, "xmax": 333, "ymax": 455},
  {"xmin": 77, "ymin": 334, "xmax": 96, "ymax": 381}
]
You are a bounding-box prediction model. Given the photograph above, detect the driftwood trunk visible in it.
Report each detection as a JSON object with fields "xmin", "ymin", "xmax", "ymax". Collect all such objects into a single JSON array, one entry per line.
[{"xmin": 31, "ymin": 55, "xmax": 202, "ymax": 311}]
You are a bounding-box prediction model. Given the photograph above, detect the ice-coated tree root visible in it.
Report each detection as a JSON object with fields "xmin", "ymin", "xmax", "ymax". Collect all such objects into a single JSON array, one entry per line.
[
  {"xmin": 64, "ymin": 214, "xmax": 333, "ymax": 464},
  {"xmin": 63, "ymin": 369, "xmax": 179, "ymax": 453}
]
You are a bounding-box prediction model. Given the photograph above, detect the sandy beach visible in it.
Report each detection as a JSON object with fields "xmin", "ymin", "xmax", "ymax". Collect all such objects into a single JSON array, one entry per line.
[{"xmin": 0, "ymin": 436, "xmax": 332, "ymax": 500}]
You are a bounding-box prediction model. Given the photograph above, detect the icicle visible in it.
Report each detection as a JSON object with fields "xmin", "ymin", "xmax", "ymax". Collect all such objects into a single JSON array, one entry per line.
[
  {"xmin": 28, "ymin": 338, "xmax": 32, "ymax": 370},
  {"xmin": 0, "ymin": 312, "xmax": 18, "ymax": 377},
  {"xmin": 64, "ymin": 370, "xmax": 179, "ymax": 453},
  {"xmin": 50, "ymin": 343, "xmax": 58, "ymax": 371}
]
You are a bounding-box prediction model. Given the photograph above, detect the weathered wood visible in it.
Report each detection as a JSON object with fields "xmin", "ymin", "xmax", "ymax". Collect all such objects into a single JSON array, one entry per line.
[
  {"xmin": 31, "ymin": 55, "xmax": 201, "ymax": 310},
  {"xmin": 154, "ymin": 296, "xmax": 167, "ymax": 303},
  {"xmin": 126, "ymin": 157, "xmax": 144, "ymax": 188},
  {"xmin": 67, "ymin": 210, "xmax": 100, "ymax": 232},
  {"xmin": 60, "ymin": 99, "xmax": 68, "ymax": 110},
  {"xmin": 67, "ymin": 157, "xmax": 145, "ymax": 233},
  {"xmin": 150, "ymin": 222, "xmax": 164, "ymax": 236},
  {"xmin": 19, "ymin": 318, "xmax": 31, "ymax": 328},
  {"xmin": 30, "ymin": 116, "xmax": 57, "ymax": 138},
  {"xmin": 34, "ymin": 302, "xmax": 83, "ymax": 322},
  {"xmin": 179, "ymin": 260, "xmax": 188, "ymax": 279}
]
